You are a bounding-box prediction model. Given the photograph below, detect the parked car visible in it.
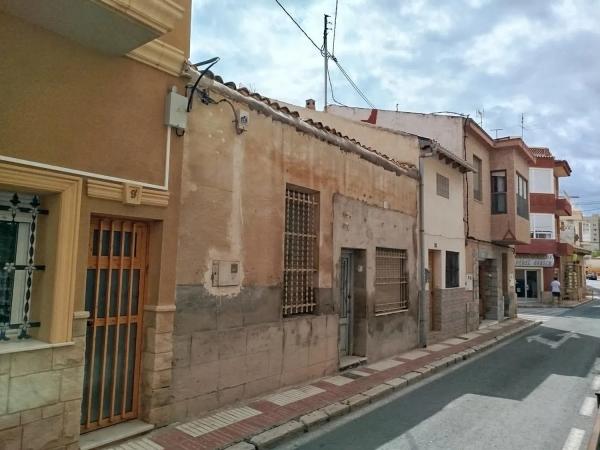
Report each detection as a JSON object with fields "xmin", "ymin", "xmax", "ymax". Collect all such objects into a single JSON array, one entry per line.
[{"xmin": 586, "ymin": 272, "xmax": 597, "ymax": 280}]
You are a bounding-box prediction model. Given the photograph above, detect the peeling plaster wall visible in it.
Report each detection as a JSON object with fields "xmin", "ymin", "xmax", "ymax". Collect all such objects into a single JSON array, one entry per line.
[
  {"xmin": 332, "ymin": 195, "xmax": 419, "ymax": 362},
  {"xmin": 172, "ymin": 93, "xmax": 419, "ymax": 419}
]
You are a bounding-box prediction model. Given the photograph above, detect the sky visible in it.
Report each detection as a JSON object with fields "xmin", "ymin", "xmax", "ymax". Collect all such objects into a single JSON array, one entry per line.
[{"xmin": 190, "ymin": 0, "xmax": 600, "ymax": 212}]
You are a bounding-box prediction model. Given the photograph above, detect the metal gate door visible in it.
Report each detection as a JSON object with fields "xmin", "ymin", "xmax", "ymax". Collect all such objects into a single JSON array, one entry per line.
[
  {"xmin": 81, "ymin": 217, "xmax": 148, "ymax": 432},
  {"xmin": 339, "ymin": 251, "xmax": 353, "ymax": 357}
]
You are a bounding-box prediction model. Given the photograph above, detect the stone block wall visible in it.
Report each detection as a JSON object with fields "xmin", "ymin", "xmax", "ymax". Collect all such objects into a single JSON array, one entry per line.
[
  {"xmin": 428, "ymin": 288, "xmax": 477, "ymax": 344},
  {"xmin": 169, "ymin": 285, "xmax": 339, "ymax": 422},
  {"xmin": 0, "ymin": 315, "xmax": 87, "ymax": 450}
]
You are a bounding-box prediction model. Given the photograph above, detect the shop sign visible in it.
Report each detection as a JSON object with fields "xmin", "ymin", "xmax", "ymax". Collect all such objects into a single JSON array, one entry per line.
[{"xmin": 516, "ymin": 254, "xmax": 554, "ymax": 267}]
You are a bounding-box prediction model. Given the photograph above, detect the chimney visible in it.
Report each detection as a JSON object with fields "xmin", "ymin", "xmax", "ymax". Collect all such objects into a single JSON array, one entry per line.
[{"xmin": 305, "ymin": 99, "xmax": 316, "ymax": 110}]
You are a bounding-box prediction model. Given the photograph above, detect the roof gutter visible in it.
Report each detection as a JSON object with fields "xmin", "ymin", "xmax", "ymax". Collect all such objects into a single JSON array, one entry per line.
[{"xmin": 183, "ymin": 66, "xmax": 418, "ymax": 180}]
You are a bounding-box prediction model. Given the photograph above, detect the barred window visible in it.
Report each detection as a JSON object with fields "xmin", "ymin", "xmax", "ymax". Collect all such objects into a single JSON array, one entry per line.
[
  {"xmin": 445, "ymin": 251, "xmax": 459, "ymax": 288},
  {"xmin": 0, "ymin": 192, "xmax": 46, "ymax": 341},
  {"xmin": 375, "ymin": 248, "xmax": 408, "ymax": 314},
  {"xmin": 436, "ymin": 173, "xmax": 449, "ymax": 199},
  {"xmin": 283, "ymin": 187, "xmax": 318, "ymax": 316}
]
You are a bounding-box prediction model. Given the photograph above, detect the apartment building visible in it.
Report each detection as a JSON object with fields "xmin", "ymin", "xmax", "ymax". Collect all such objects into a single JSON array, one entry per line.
[
  {"xmin": 328, "ymin": 107, "xmax": 532, "ymax": 336},
  {"xmin": 515, "ymin": 148, "xmax": 585, "ymax": 303},
  {"xmin": 0, "ymin": 1, "xmax": 190, "ymax": 448}
]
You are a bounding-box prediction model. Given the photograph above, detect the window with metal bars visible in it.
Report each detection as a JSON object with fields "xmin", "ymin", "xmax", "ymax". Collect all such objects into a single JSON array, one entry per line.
[
  {"xmin": 375, "ymin": 248, "xmax": 408, "ymax": 314},
  {"xmin": 0, "ymin": 192, "xmax": 47, "ymax": 341},
  {"xmin": 445, "ymin": 251, "xmax": 460, "ymax": 288},
  {"xmin": 283, "ymin": 187, "xmax": 319, "ymax": 316},
  {"xmin": 436, "ymin": 173, "xmax": 449, "ymax": 199}
]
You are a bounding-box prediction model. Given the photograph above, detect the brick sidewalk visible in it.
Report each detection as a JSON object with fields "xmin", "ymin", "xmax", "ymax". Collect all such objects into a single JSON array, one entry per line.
[{"xmin": 111, "ymin": 318, "xmax": 537, "ymax": 450}]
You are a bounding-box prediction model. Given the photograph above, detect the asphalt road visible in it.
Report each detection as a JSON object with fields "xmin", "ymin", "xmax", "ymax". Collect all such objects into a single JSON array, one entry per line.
[{"xmin": 279, "ymin": 300, "xmax": 600, "ymax": 450}]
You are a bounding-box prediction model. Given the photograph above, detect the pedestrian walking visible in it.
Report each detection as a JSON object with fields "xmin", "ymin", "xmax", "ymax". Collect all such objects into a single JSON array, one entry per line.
[{"xmin": 551, "ymin": 277, "xmax": 561, "ymax": 304}]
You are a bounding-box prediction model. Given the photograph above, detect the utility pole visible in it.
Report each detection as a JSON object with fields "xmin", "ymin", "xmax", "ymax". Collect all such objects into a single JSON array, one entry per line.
[{"xmin": 323, "ymin": 14, "xmax": 329, "ymax": 112}]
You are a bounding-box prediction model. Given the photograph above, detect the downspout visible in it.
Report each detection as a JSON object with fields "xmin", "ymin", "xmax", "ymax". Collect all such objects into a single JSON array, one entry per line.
[
  {"xmin": 418, "ymin": 146, "xmax": 435, "ymax": 348},
  {"xmin": 418, "ymin": 154, "xmax": 427, "ymax": 347}
]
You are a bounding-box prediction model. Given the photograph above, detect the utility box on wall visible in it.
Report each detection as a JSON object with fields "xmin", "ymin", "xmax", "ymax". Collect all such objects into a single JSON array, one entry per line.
[{"xmin": 212, "ymin": 260, "xmax": 240, "ymax": 286}]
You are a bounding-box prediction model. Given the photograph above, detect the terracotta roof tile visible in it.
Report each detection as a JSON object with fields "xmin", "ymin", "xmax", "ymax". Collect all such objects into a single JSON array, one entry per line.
[
  {"xmin": 529, "ymin": 147, "xmax": 553, "ymax": 158},
  {"xmin": 200, "ymin": 70, "xmax": 417, "ymax": 172}
]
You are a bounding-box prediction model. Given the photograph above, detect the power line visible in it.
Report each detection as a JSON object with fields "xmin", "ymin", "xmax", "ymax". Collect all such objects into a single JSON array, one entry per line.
[
  {"xmin": 327, "ymin": 67, "xmax": 347, "ymax": 106},
  {"xmin": 331, "ymin": 57, "xmax": 375, "ymax": 108},
  {"xmin": 332, "ymin": 0, "xmax": 339, "ymax": 56},
  {"xmin": 274, "ymin": 0, "xmax": 321, "ymax": 52},
  {"xmin": 274, "ymin": 0, "xmax": 375, "ymax": 109}
]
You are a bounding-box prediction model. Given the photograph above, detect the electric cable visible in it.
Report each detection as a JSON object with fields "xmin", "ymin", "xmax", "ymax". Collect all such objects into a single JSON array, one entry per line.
[
  {"xmin": 274, "ymin": 0, "xmax": 375, "ymax": 108},
  {"xmin": 332, "ymin": 0, "xmax": 339, "ymax": 56},
  {"xmin": 187, "ymin": 56, "xmax": 220, "ymax": 112}
]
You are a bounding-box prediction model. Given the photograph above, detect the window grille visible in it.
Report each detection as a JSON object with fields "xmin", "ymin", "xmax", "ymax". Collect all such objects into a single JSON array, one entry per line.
[
  {"xmin": 283, "ymin": 187, "xmax": 318, "ymax": 316},
  {"xmin": 436, "ymin": 174, "xmax": 449, "ymax": 199},
  {"xmin": 0, "ymin": 192, "xmax": 47, "ymax": 341},
  {"xmin": 445, "ymin": 251, "xmax": 459, "ymax": 288},
  {"xmin": 375, "ymin": 248, "xmax": 408, "ymax": 314},
  {"xmin": 473, "ymin": 156, "xmax": 482, "ymax": 201}
]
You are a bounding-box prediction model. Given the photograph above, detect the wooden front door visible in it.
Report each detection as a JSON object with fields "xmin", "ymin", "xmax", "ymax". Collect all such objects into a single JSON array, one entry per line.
[{"xmin": 81, "ymin": 217, "xmax": 148, "ymax": 432}]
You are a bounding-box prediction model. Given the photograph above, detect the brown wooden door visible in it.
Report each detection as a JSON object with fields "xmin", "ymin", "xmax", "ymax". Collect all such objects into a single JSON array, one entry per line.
[{"xmin": 81, "ymin": 217, "xmax": 148, "ymax": 432}]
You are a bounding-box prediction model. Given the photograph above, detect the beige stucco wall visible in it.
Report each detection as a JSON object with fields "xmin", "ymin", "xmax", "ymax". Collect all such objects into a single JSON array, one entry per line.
[
  {"xmin": 465, "ymin": 131, "xmax": 493, "ymax": 242},
  {"xmin": 283, "ymin": 104, "xmax": 420, "ymax": 167},
  {"xmin": 0, "ymin": 2, "xmax": 191, "ymax": 444},
  {"xmin": 423, "ymin": 158, "xmax": 466, "ymax": 288}
]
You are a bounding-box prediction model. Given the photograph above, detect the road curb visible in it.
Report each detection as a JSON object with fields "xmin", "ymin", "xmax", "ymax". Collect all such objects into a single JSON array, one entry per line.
[{"xmin": 225, "ymin": 320, "xmax": 540, "ymax": 450}]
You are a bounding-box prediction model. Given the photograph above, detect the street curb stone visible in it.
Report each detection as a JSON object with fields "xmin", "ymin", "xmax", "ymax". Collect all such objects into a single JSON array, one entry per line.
[
  {"xmin": 320, "ymin": 402, "xmax": 350, "ymax": 419},
  {"xmin": 343, "ymin": 394, "xmax": 370, "ymax": 409},
  {"xmin": 249, "ymin": 421, "xmax": 304, "ymax": 449},
  {"xmin": 225, "ymin": 442, "xmax": 257, "ymax": 450},
  {"xmin": 299, "ymin": 410, "xmax": 328, "ymax": 430},
  {"xmin": 385, "ymin": 377, "xmax": 409, "ymax": 389},
  {"xmin": 363, "ymin": 384, "xmax": 393, "ymax": 400}
]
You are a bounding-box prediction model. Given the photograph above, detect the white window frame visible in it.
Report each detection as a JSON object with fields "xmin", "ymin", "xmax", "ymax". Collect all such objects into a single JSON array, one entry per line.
[
  {"xmin": 0, "ymin": 210, "xmax": 32, "ymax": 327},
  {"xmin": 530, "ymin": 213, "xmax": 555, "ymax": 239},
  {"xmin": 529, "ymin": 168, "xmax": 554, "ymax": 194}
]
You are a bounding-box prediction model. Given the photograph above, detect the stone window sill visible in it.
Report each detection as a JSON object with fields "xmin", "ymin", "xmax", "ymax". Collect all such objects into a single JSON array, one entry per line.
[{"xmin": 0, "ymin": 338, "xmax": 74, "ymax": 355}]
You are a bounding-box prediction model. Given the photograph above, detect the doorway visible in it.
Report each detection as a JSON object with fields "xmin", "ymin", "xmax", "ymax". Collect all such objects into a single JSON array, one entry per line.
[
  {"xmin": 339, "ymin": 249, "xmax": 353, "ymax": 357},
  {"xmin": 428, "ymin": 250, "xmax": 441, "ymax": 331},
  {"xmin": 515, "ymin": 269, "xmax": 539, "ymax": 300},
  {"xmin": 81, "ymin": 217, "xmax": 148, "ymax": 432}
]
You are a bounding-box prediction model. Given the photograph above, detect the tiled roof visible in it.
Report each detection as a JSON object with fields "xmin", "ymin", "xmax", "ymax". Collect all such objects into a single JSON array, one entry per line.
[
  {"xmin": 199, "ymin": 71, "xmax": 417, "ymax": 174},
  {"xmin": 529, "ymin": 147, "xmax": 553, "ymax": 158}
]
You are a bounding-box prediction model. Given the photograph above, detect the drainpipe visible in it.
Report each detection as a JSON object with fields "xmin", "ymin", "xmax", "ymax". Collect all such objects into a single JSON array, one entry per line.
[{"xmin": 419, "ymin": 149, "xmax": 435, "ymax": 348}]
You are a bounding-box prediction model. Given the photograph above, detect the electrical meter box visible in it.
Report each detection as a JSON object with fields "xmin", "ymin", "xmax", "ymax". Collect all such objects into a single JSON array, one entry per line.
[
  {"xmin": 165, "ymin": 87, "xmax": 187, "ymax": 130},
  {"xmin": 212, "ymin": 260, "xmax": 240, "ymax": 286}
]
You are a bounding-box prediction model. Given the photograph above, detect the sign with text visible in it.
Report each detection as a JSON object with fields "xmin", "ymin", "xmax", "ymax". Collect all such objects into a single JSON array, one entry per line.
[{"xmin": 516, "ymin": 254, "xmax": 554, "ymax": 267}]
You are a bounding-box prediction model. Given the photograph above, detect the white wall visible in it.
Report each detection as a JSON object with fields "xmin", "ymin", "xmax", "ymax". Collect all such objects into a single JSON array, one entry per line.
[{"xmin": 328, "ymin": 106, "xmax": 465, "ymax": 158}]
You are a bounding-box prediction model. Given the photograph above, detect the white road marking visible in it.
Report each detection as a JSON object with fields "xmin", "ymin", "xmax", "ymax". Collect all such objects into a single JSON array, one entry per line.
[
  {"xmin": 266, "ymin": 385, "xmax": 325, "ymax": 406},
  {"xmin": 367, "ymin": 359, "xmax": 404, "ymax": 371},
  {"xmin": 562, "ymin": 428, "xmax": 585, "ymax": 450},
  {"xmin": 579, "ymin": 397, "xmax": 597, "ymax": 417},
  {"xmin": 176, "ymin": 406, "xmax": 262, "ymax": 437},
  {"xmin": 593, "ymin": 375, "xmax": 600, "ymax": 391},
  {"xmin": 526, "ymin": 331, "xmax": 581, "ymax": 349},
  {"xmin": 322, "ymin": 375, "xmax": 354, "ymax": 386}
]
